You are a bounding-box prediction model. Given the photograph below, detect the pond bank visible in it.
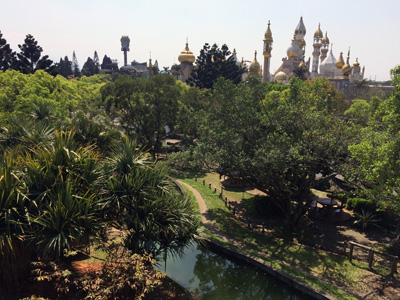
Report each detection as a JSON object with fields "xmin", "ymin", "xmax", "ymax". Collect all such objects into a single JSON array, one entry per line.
[{"xmin": 175, "ymin": 180, "xmax": 338, "ymax": 300}]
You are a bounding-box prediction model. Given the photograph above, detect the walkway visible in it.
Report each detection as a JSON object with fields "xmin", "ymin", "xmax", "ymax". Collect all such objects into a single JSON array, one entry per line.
[{"xmin": 176, "ymin": 180, "xmax": 338, "ymax": 300}]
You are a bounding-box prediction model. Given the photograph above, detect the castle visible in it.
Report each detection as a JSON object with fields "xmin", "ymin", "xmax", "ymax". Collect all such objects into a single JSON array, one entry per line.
[
  {"xmin": 117, "ymin": 17, "xmax": 366, "ymax": 95},
  {"xmin": 259, "ymin": 17, "xmax": 365, "ymax": 93}
]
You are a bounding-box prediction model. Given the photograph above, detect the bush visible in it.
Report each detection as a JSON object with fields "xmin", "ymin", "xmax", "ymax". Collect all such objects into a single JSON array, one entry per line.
[
  {"xmin": 346, "ymin": 197, "xmax": 376, "ymax": 214},
  {"xmin": 245, "ymin": 195, "xmax": 284, "ymax": 217},
  {"xmin": 29, "ymin": 243, "xmax": 163, "ymax": 300},
  {"xmin": 162, "ymin": 150, "xmax": 203, "ymax": 174}
]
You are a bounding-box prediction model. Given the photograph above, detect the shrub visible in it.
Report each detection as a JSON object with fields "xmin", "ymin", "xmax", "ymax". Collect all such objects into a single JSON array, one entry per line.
[
  {"xmin": 354, "ymin": 209, "xmax": 380, "ymax": 231},
  {"xmin": 29, "ymin": 243, "xmax": 163, "ymax": 300},
  {"xmin": 246, "ymin": 195, "xmax": 284, "ymax": 217},
  {"xmin": 346, "ymin": 197, "xmax": 376, "ymax": 214},
  {"xmin": 162, "ymin": 150, "xmax": 203, "ymax": 174}
]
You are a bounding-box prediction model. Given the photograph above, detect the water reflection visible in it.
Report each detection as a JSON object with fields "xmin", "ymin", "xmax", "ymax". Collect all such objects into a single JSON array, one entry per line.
[{"xmin": 159, "ymin": 243, "xmax": 312, "ymax": 300}]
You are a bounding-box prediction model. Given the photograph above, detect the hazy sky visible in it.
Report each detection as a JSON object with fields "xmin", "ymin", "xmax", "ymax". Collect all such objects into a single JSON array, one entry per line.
[{"xmin": 1, "ymin": 0, "xmax": 399, "ymax": 81}]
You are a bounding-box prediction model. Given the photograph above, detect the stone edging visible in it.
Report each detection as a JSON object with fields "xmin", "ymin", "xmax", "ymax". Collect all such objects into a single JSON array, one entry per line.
[
  {"xmin": 204, "ymin": 238, "xmax": 338, "ymax": 300},
  {"xmin": 172, "ymin": 178, "xmax": 339, "ymax": 300}
]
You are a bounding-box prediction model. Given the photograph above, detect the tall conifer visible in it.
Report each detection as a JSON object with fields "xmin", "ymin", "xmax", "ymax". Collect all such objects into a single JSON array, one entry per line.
[{"xmin": 0, "ymin": 30, "xmax": 16, "ymax": 71}]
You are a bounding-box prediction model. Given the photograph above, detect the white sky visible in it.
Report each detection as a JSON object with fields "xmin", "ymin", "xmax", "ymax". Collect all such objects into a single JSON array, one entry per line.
[{"xmin": 1, "ymin": 0, "xmax": 399, "ymax": 81}]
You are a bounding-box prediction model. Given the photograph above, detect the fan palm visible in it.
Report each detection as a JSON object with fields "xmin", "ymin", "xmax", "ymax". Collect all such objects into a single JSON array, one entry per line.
[
  {"xmin": 33, "ymin": 182, "xmax": 103, "ymax": 260},
  {"xmin": 0, "ymin": 155, "xmax": 30, "ymax": 296},
  {"xmin": 104, "ymin": 139, "xmax": 200, "ymax": 258}
]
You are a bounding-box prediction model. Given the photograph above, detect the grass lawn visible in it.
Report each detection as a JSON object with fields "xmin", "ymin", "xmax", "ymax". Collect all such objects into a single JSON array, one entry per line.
[{"xmin": 176, "ymin": 172, "xmax": 387, "ymax": 300}]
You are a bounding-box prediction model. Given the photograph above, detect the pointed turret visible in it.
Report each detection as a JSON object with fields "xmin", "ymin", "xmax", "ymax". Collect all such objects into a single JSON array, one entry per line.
[{"xmin": 263, "ymin": 20, "xmax": 273, "ymax": 82}]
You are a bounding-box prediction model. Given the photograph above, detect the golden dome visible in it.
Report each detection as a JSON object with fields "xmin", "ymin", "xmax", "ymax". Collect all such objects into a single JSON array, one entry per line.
[
  {"xmin": 275, "ymin": 71, "xmax": 287, "ymax": 82},
  {"xmin": 314, "ymin": 23, "xmax": 323, "ymax": 39},
  {"xmin": 322, "ymin": 32, "xmax": 330, "ymax": 45},
  {"xmin": 353, "ymin": 57, "xmax": 360, "ymax": 69},
  {"xmin": 178, "ymin": 41, "xmax": 195, "ymax": 64},
  {"xmin": 336, "ymin": 52, "xmax": 344, "ymax": 69},
  {"xmin": 342, "ymin": 64, "xmax": 352, "ymax": 76},
  {"xmin": 341, "ymin": 51, "xmax": 352, "ymax": 76},
  {"xmin": 249, "ymin": 51, "xmax": 261, "ymax": 75},
  {"xmin": 264, "ymin": 20, "xmax": 273, "ymax": 41}
]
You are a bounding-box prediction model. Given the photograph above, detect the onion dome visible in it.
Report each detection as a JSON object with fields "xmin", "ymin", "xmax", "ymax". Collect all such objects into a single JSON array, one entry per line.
[
  {"xmin": 320, "ymin": 48, "xmax": 337, "ymax": 76},
  {"xmin": 336, "ymin": 52, "xmax": 344, "ymax": 69},
  {"xmin": 287, "ymin": 37, "xmax": 301, "ymax": 60},
  {"xmin": 249, "ymin": 51, "xmax": 261, "ymax": 75},
  {"xmin": 322, "ymin": 32, "xmax": 330, "ymax": 46},
  {"xmin": 178, "ymin": 40, "xmax": 195, "ymax": 64},
  {"xmin": 314, "ymin": 23, "xmax": 323, "ymax": 39},
  {"xmin": 275, "ymin": 71, "xmax": 287, "ymax": 82},
  {"xmin": 341, "ymin": 50, "xmax": 352, "ymax": 77},
  {"xmin": 353, "ymin": 58, "xmax": 360, "ymax": 70},
  {"xmin": 264, "ymin": 20, "xmax": 273, "ymax": 41}
]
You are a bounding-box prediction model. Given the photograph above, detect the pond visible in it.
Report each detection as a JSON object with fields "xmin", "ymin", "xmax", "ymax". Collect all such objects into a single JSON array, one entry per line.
[{"xmin": 158, "ymin": 242, "xmax": 314, "ymax": 300}]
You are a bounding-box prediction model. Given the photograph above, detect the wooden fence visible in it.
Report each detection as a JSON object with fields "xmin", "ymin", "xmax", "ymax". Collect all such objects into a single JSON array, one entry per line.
[{"xmin": 348, "ymin": 241, "xmax": 398, "ymax": 276}]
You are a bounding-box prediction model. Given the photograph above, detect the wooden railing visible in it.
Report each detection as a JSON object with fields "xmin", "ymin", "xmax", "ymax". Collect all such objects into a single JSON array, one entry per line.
[{"xmin": 348, "ymin": 241, "xmax": 398, "ymax": 276}]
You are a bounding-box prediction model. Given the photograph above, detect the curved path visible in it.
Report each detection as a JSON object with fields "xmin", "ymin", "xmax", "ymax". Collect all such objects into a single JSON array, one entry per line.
[
  {"xmin": 177, "ymin": 180, "xmax": 229, "ymax": 243},
  {"xmin": 176, "ymin": 179, "xmax": 338, "ymax": 300}
]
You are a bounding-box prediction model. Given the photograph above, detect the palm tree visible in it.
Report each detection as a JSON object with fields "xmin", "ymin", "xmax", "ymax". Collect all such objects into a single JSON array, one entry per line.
[
  {"xmin": 103, "ymin": 139, "xmax": 200, "ymax": 258},
  {"xmin": 171, "ymin": 64, "xmax": 183, "ymax": 80},
  {"xmin": 293, "ymin": 65, "xmax": 308, "ymax": 81},
  {"xmin": 33, "ymin": 182, "xmax": 103, "ymax": 259},
  {"xmin": 0, "ymin": 155, "xmax": 30, "ymax": 297},
  {"xmin": 21, "ymin": 129, "xmax": 105, "ymax": 259}
]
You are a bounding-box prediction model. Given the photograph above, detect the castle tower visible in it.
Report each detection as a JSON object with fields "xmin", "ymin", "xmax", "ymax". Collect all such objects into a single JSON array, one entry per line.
[
  {"xmin": 311, "ymin": 23, "xmax": 323, "ymax": 78},
  {"xmin": 320, "ymin": 32, "xmax": 329, "ymax": 62},
  {"xmin": 294, "ymin": 17, "xmax": 306, "ymax": 58},
  {"xmin": 263, "ymin": 20, "xmax": 273, "ymax": 82},
  {"xmin": 177, "ymin": 39, "xmax": 195, "ymax": 81},
  {"xmin": 120, "ymin": 36, "xmax": 130, "ymax": 66}
]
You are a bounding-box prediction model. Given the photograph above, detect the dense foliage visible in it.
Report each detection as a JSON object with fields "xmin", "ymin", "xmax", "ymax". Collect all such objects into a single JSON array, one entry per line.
[
  {"xmin": 187, "ymin": 43, "xmax": 243, "ymax": 89},
  {"xmin": 15, "ymin": 34, "xmax": 57, "ymax": 75},
  {"xmin": 0, "ymin": 71, "xmax": 200, "ymax": 299},
  {"xmin": 101, "ymin": 74, "xmax": 183, "ymax": 157},
  {"xmin": 192, "ymin": 77, "xmax": 348, "ymax": 228},
  {"xmin": 0, "ymin": 30, "xmax": 15, "ymax": 71}
]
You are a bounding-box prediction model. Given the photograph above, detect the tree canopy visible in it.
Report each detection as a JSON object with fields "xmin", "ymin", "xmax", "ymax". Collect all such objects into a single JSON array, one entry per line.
[
  {"xmin": 82, "ymin": 57, "xmax": 99, "ymax": 76},
  {"xmin": 101, "ymin": 74, "xmax": 183, "ymax": 157},
  {"xmin": 56, "ymin": 56, "xmax": 73, "ymax": 78},
  {"xmin": 193, "ymin": 77, "xmax": 348, "ymax": 228},
  {"xmin": 0, "ymin": 30, "xmax": 15, "ymax": 71},
  {"xmin": 15, "ymin": 34, "xmax": 57, "ymax": 75},
  {"xmin": 187, "ymin": 43, "xmax": 243, "ymax": 89}
]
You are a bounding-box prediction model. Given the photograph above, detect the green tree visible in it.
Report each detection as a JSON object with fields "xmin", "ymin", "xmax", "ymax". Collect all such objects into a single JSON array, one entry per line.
[
  {"xmin": 0, "ymin": 156, "xmax": 30, "ymax": 298},
  {"xmin": 81, "ymin": 57, "xmax": 98, "ymax": 76},
  {"xmin": 0, "ymin": 30, "xmax": 16, "ymax": 71},
  {"xmin": 195, "ymin": 78, "xmax": 347, "ymax": 229},
  {"xmin": 344, "ymin": 66, "xmax": 400, "ymax": 252},
  {"xmin": 56, "ymin": 56, "xmax": 73, "ymax": 78},
  {"xmin": 15, "ymin": 34, "xmax": 57, "ymax": 75},
  {"xmin": 187, "ymin": 43, "xmax": 243, "ymax": 89},
  {"xmin": 101, "ymin": 74, "xmax": 182, "ymax": 157},
  {"xmin": 292, "ymin": 64, "xmax": 308, "ymax": 81},
  {"xmin": 171, "ymin": 64, "xmax": 182, "ymax": 80},
  {"xmin": 103, "ymin": 140, "xmax": 199, "ymax": 258}
]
